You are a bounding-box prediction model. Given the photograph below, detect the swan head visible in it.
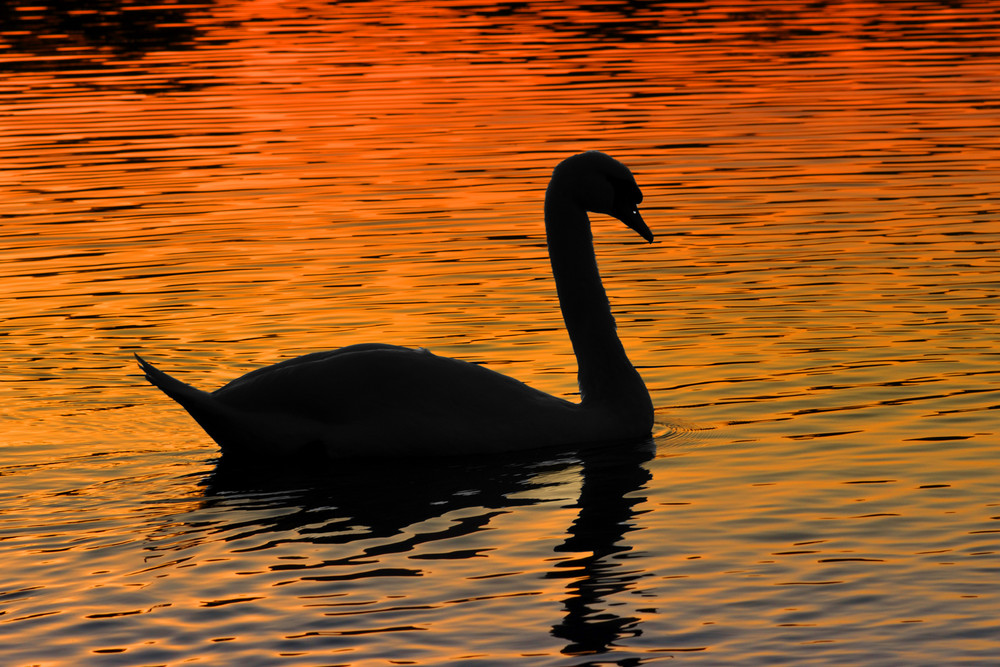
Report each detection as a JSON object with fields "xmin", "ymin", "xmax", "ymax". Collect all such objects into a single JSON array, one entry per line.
[{"xmin": 551, "ymin": 151, "xmax": 653, "ymax": 243}]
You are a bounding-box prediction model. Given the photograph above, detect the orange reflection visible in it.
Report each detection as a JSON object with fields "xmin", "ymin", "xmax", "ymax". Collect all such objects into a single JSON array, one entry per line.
[{"xmin": 1, "ymin": 0, "xmax": 997, "ymax": 449}]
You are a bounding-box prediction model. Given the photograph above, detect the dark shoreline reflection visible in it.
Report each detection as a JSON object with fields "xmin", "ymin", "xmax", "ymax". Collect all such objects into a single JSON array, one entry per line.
[
  {"xmin": 0, "ymin": 0, "xmax": 212, "ymax": 64},
  {"xmin": 0, "ymin": 0, "xmax": 215, "ymax": 93},
  {"xmin": 200, "ymin": 439, "xmax": 655, "ymax": 656}
]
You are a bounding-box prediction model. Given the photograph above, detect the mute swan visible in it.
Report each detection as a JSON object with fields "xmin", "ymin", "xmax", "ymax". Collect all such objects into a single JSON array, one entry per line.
[{"xmin": 136, "ymin": 151, "xmax": 654, "ymax": 459}]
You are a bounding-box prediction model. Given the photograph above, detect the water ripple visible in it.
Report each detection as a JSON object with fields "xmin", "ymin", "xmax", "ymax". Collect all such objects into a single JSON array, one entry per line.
[{"xmin": 2, "ymin": 0, "xmax": 999, "ymax": 664}]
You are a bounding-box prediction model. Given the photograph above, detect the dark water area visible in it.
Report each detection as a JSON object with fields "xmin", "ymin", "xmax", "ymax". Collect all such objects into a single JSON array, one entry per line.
[{"xmin": 2, "ymin": 0, "xmax": 998, "ymax": 664}]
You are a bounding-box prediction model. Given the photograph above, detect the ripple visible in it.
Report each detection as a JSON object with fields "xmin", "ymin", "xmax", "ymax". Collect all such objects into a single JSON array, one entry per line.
[{"xmin": 2, "ymin": 0, "xmax": 1000, "ymax": 664}]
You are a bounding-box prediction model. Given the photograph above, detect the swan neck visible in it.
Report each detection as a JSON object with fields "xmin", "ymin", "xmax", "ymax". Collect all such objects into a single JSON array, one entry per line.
[{"xmin": 544, "ymin": 188, "xmax": 646, "ymax": 408}]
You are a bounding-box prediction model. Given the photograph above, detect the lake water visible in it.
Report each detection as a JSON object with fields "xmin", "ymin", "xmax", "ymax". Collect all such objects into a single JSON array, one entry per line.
[{"xmin": 2, "ymin": 0, "xmax": 998, "ymax": 664}]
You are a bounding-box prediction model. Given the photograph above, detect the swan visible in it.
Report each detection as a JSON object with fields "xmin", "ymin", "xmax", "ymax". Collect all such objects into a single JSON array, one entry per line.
[{"xmin": 136, "ymin": 151, "xmax": 654, "ymax": 459}]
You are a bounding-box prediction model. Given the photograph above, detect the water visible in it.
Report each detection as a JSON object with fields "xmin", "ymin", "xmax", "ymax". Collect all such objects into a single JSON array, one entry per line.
[{"xmin": 2, "ymin": 0, "xmax": 998, "ymax": 663}]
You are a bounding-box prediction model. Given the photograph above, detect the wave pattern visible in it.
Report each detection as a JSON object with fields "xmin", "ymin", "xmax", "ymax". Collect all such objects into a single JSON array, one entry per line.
[{"xmin": 1, "ymin": 0, "xmax": 998, "ymax": 664}]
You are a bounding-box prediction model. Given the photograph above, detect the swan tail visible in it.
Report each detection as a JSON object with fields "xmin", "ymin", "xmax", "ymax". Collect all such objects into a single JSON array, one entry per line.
[
  {"xmin": 134, "ymin": 354, "xmax": 318, "ymax": 460},
  {"xmin": 134, "ymin": 353, "xmax": 238, "ymax": 450},
  {"xmin": 135, "ymin": 353, "xmax": 209, "ymax": 406}
]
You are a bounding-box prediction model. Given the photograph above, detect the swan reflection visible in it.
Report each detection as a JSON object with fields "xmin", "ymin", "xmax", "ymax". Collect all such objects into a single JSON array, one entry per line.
[
  {"xmin": 195, "ymin": 441, "xmax": 654, "ymax": 657},
  {"xmin": 550, "ymin": 444, "xmax": 653, "ymax": 656}
]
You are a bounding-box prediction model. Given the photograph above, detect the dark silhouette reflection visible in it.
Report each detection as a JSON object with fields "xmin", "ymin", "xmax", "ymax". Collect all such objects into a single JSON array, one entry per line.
[
  {"xmin": 549, "ymin": 443, "xmax": 654, "ymax": 658},
  {"xmin": 202, "ymin": 449, "xmax": 569, "ymax": 555},
  {"xmin": 201, "ymin": 440, "xmax": 654, "ymax": 656}
]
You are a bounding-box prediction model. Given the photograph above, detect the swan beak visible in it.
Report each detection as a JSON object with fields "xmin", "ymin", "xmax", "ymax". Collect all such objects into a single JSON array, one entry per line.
[{"xmin": 615, "ymin": 205, "xmax": 654, "ymax": 243}]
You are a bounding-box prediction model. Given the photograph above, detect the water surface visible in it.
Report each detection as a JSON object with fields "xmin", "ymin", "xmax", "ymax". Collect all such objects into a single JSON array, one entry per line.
[{"xmin": 2, "ymin": 0, "xmax": 998, "ymax": 664}]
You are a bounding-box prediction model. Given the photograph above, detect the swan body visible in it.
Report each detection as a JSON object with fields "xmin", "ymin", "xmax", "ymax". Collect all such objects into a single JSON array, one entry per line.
[{"xmin": 137, "ymin": 151, "xmax": 654, "ymax": 459}]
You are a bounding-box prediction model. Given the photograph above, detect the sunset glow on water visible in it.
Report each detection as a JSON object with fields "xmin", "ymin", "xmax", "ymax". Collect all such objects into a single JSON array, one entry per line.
[{"xmin": 2, "ymin": 1, "xmax": 998, "ymax": 664}]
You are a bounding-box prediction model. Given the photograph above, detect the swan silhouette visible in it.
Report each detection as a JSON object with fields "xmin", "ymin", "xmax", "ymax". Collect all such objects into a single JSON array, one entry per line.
[{"xmin": 136, "ymin": 151, "xmax": 654, "ymax": 459}]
